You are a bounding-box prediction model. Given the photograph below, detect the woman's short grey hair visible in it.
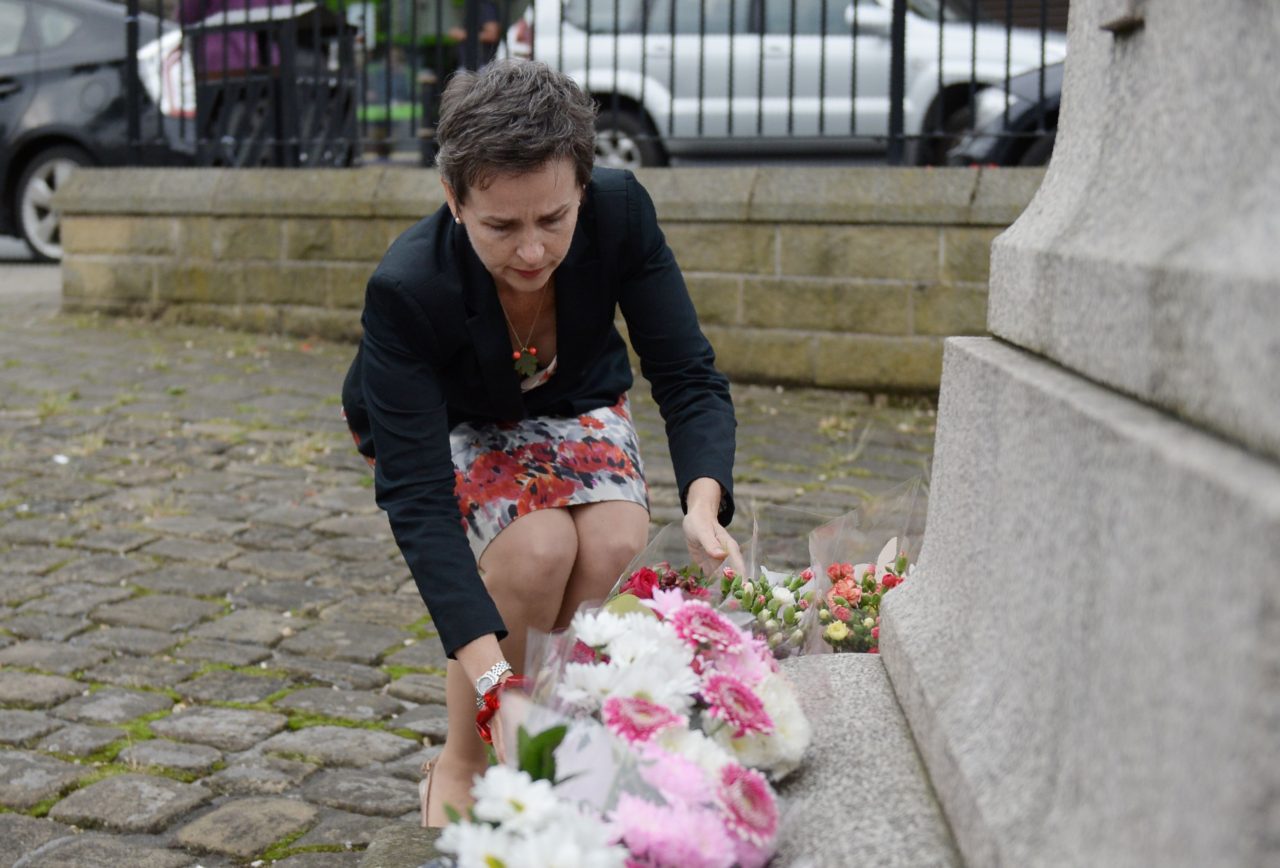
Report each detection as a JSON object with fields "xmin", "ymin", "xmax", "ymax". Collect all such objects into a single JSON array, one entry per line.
[{"xmin": 436, "ymin": 59, "xmax": 597, "ymax": 202}]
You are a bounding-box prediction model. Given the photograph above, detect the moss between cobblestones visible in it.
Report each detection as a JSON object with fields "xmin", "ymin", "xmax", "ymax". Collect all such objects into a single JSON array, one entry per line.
[
  {"xmin": 261, "ymin": 836, "xmax": 348, "ymax": 862},
  {"xmin": 380, "ymin": 664, "xmax": 431, "ymax": 680}
]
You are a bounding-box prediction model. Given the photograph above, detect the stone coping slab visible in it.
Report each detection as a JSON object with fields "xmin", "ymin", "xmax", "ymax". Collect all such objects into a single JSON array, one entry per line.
[{"xmin": 57, "ymin": 166, "xmax": 1042, "ymax": 226}]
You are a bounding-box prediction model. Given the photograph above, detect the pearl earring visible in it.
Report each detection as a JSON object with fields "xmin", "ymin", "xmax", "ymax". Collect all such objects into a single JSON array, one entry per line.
[{"xmin": 454, "ymin": 215, "xmax": 462, "ymax": 224}]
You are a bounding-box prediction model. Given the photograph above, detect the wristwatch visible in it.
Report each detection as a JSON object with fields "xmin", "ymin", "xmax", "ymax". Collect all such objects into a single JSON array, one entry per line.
[{"xmin": 474, "ymin": 660, "xmax": 513, "ymax": 708}]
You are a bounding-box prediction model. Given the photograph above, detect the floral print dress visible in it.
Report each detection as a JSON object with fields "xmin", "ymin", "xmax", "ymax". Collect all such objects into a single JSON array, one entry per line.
[{"xmin": 449, "ymin": 388, "xmax": 649, "ymax": 561}]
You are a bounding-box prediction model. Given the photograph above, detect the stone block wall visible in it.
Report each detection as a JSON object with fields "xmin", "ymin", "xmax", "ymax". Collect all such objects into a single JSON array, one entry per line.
[{"xmin": 57, "ymin": 166, "xmax": 1041, "ymax": 390}]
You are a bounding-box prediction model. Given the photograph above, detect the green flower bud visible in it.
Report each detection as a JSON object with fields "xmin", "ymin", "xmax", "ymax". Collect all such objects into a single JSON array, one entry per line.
[
  {"xmin": 789, "ymin": 628, "xmax": 805, "ymax": 646},
  {"xmin": 767, "ymin": 632, "xmax": 785, "ymax": 649},
  {"xmin": 764, "ymin": 619, "xmax": 779, "ymax": 633},
  {"xmin": 818, "ymin": 608, "xmax": 832, "ymax": 624},
  {"xmin": 756, "ymin": 610, "xmax": 770, "ymax": 626}
]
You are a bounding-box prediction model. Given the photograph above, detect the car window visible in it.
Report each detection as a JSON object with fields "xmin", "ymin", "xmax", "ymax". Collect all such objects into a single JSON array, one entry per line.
[
  {"xmin": 35, "ymin": 4, "xmax": 82, "ymax": 50},
  {"xmin": 763, "ymin": 0, "xmax": 852, "ymax": 36},
  {"xmin": 562, "ymin": 0, "xmax": 647, "ymax": 34},
  {"xmin": 0, "ymin": 0, "xmax": 29, "ymax": 58},
  {"xmin": 646, "ymin": 0, "xmax": 752, "ymax": 35}
]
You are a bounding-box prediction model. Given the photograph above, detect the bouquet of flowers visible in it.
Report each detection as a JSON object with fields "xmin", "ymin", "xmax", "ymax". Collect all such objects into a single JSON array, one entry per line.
[
  {"xmin": 607, "ymin": 522, "xmax": 724, "ymax": 604},
  {"xmin": 718, "ymin": 565, "xmax": 816, "ymax": 658},
  {"xmin": 438, "ymin": 590, "xmax": 812, "ymax": 868},
  {"xmin": 817, "ymin": 541, "xmax": 912, "ymax": 653},
  {"xmin": 808, "ymin": 478, "xmax": 927, "ymax": 654}
]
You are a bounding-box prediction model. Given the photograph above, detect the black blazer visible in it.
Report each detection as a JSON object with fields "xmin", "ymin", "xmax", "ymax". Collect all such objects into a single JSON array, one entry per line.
[{"xmin": 341, "ymin": 168, "xmax": 736, "ymax": 657}]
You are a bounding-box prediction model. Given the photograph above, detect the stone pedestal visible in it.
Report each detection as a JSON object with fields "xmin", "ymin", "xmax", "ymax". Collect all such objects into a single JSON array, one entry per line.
[{"xmin": 880, "ymin": 1, "xmax": 1280, "ymax": 866}]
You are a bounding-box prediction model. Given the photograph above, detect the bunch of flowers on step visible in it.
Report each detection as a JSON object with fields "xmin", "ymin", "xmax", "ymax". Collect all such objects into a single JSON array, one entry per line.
[
  {"xmin": 818, "ymin": 551, "xmax": 911, "ymax": 653},
  {"xmin": 718, "ymin": 566, "xmax": 818, "ymax": 659},
  {"xmin": 438, "ymin": 759, "xmax": 630, "ymax": 867},
  {"xmin": 617, "ymin": 560, "xmax": 714, "ymax": 601},
  {"xmin": 441, "ymin": 592, "xmax": 812, "ymax": 868}
]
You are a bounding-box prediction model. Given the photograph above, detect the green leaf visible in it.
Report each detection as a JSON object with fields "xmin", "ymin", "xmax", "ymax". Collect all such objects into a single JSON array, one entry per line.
[
  {"xmin": 516, "ymin": 724, "xmax": 568, "ymax": 782},
  {"xmin": 444, "ymin": 803, "xmax": 463, "ymax": 824}
]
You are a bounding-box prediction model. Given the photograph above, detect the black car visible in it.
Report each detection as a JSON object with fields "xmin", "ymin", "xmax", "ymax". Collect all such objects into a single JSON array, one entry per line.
[
  {"xmin": 0, "ymin": 0, "xmax": 189, "ymax": 261},
  {"xmin": 947, "ymin": 61, "xmax": 1062, "ymax": 167}
]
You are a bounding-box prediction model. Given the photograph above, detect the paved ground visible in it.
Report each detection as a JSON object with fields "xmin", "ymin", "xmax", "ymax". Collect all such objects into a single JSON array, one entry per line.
[{"xmin": 0, "ymin": 263, "xmax": 935, "ymax": 867}]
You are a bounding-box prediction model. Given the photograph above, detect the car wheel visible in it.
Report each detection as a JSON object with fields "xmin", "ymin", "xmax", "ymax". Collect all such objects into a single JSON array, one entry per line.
[
  {"xmin": 1018, "ymin": 133, "xmax": 1056, "ymax": 167},
  {"xmin": 595, "ymin": 109, "xmax": 665, "ymax": 169},
  {"xmin": 16, "ymin": 145, "xmax": 90, "ymax": 262},
  {"xmin": 916, "ymin": 103, "xmax": 973, "ymax": 167}
]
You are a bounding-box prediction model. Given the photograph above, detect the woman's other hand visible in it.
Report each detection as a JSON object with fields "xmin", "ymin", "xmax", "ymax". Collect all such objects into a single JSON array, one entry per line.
[{"xmin": 683, "ymin": 477, "xmax": 745, "ymax": 578}]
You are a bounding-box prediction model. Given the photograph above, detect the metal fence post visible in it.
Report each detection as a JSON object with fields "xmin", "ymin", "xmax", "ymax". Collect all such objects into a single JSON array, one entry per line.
[
  {"xmin": 464, "ymin": 0, "xmax": 481, "ymax": 71},
  {"xmin": 887, "ymin": 0, "xmax": 907, "ymax": 165},
  {"xmin": 125, "ymin": 0, "xmax": 140, "ymax": 163}
]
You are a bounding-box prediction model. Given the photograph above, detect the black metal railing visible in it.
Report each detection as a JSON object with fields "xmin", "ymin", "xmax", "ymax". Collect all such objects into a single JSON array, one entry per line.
[{"xmin": 124, "ymin": 0, "xmax": 1067, "ymax": 169}]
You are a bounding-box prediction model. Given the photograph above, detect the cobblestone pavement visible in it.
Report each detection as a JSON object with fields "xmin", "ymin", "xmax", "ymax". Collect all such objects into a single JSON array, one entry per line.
[{"xmin": 0, "ymin": 264, "xmax": 934, "ymax": 867}]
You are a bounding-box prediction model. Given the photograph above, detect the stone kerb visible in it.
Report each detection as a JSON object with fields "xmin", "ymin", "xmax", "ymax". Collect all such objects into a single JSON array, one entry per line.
[
  {"xmin": 57, "ymin": 165, "xmax": 1044, "ymax": 390},
  {"xmin": 987, "ymin": 1, "xmax": 1280, "ymax": 461}
]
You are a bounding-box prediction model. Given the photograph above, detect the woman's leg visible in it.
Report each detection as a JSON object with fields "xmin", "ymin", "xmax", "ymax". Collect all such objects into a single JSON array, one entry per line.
[
  {"xmin": 426, "ymin": 508, "xmax": 578, "ymax": 826},
  {"xmin": 553, "ymin": 501, "xmax": 650, "ymax": 629}
]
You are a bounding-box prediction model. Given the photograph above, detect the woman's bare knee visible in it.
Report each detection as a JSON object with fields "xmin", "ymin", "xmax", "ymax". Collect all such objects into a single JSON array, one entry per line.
[{"xmin": 479, "ymin": 510, "xmax": 578, "ymax": 626}]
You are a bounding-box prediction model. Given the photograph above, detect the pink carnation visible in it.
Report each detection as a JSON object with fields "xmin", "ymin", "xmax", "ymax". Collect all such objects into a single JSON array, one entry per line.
[
  {"xmin": 828, "ymin": 577, "xmax": 861, "ymax": 606},
  {"xmin": 602, "ymin": 696, "xmax": 683, "ymax": 743},
  {"xmin": 718, "ymin": 763, "xmax": 778, "ymax": 867},
  {"xmin": 612, "ymin": 794, "xmax": 736, "ymax": 868},
  {"xmin": 827, "ymin": 562, "xmax": 854, "ymax": 582},
  {"xmin": 701, "ymin": 673, "xmax": 773, "ymax": 738},
  {"xmin": 670, "ymin": 601, "xmax": 743, "ymax": 654},
  {"xmin": 832, "ymin": 605, "xmax": 851, "ymax": 622},
  {"xmin": 799, "ymin": 567, "xmax": 814, "ymax": 582}
]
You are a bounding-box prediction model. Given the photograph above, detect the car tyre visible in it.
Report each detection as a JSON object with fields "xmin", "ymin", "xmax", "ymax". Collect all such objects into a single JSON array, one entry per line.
[
  {"xmin": 594, "ymin": 109, "xmax": 665, "ymax": 169},
  {"xmin": 1017, "ymin": 132, "xmax": 1056, "ymax": 167},
  {"xmin": 16, "ymin": 145, "xmax": 90, "ymax": 263}
]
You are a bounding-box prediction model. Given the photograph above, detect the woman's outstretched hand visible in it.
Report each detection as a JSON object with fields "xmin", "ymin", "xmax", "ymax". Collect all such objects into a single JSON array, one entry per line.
[{"xmin": 683, "ymin": 478, "xmax": 745, "ymax": 578}]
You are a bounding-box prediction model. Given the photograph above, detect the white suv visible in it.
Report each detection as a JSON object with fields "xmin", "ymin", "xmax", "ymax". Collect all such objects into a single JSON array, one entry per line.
[{"xmin": 507, "ymin": 0, "xmax": 1066, "ymax": 165}]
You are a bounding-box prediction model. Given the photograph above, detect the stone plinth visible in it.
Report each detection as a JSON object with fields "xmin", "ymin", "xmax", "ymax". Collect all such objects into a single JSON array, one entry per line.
[
  {"xmin": 988, "ymin": 1, "xmax": 1280, "ymax": 460},
  {"xmin": 881, "ymin": 338, "xmax": 1280, "ymax": 866}
]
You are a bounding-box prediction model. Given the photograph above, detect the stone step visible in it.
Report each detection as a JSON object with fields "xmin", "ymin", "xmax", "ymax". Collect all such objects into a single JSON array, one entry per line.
[{"xmin": 775, "ymin": 653, "xmax": 961, "ymax": 867}]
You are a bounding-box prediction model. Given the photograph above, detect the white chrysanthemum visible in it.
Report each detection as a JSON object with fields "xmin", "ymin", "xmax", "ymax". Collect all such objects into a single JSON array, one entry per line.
[
  {"xmin": 708, "ymin": 673, "xmax": 811, "ymax": 781},
  {"xmin": 604, "ymin": 616, "xmax": 690, "ymax": 667},
  {"xmin": 607, "ymin": 649, "xmax": 700, "ymax": 712},
  {"xmin": 656, "ymin": 725, "xmax": 735, "ymax": 778},
  {"xmin": 571, "ymin": 610, "xmax": 631, "ymax": 648},
  {"xmin": 438, "ymin": 820, "xmax": 521, "ymax": 867},
  {"xmin": 510, "ymin": 811, "xmax": 629, "ymax": 868},
  {"xmin": 557, "ymin": 660, "xmax": 623, "ymax": 711},
  {"xmin": 470, "ymin": 765, "xmax": 562, "ymax": 832}
]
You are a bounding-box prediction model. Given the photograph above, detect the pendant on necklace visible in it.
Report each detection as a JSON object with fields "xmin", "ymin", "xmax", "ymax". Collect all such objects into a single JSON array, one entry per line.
[{"xmin": 512, "ymin": 345, "xmax": 539, "ymax": 377}]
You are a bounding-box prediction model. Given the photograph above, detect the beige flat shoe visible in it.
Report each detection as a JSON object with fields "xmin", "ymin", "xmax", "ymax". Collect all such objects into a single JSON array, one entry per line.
[{"xmin": 419, "ymin": 758, "xmax": 436, "ymax": 828}]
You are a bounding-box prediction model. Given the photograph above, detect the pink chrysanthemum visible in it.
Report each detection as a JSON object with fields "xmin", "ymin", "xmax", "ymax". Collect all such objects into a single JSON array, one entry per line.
[
  {"xmin": 635, "ymin": 743, "xmax": 715, "ymax": 806},
  {"xmin": 670, "ymin": 602, "xmax": 743, "ymax": 654},
  {"xmin": 612, "ymin": 794, "xmax": 735, "ymax": 868},
  {"xmin": 603, "ymin": 696, "xmax": 683, "ymax": 743},
  {"xmin": 718, "ymin": 763, "xmax": 778, "ymax": 864},
  {"xmin": 701, "ymin": 673, "xmax": 773, "ymax": 737}
]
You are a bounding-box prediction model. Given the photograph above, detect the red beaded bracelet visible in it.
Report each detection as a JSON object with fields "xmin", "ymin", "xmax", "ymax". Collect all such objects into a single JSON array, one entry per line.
[{"xmin": 475, "ymin": 675, "xmax": 530, "ymax": 745}]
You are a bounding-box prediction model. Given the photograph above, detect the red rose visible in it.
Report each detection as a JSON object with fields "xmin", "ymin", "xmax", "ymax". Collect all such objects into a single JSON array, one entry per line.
[{"xmin": 622, "ymin": 566, "xmax": 660, "ymax": 599}]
